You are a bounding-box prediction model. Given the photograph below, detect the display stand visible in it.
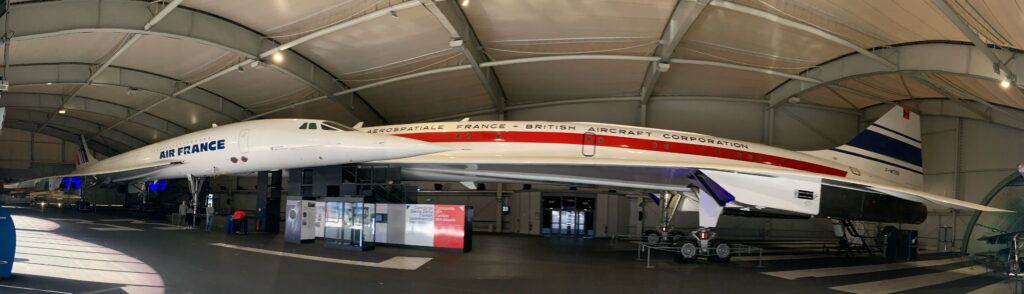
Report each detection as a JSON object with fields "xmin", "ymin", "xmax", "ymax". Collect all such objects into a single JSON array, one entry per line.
[
  {"xmin": 323, "ymin": 197, "xmax": 375, "ymax": 251},
  {"xmin": 0, "ymin": 206, "xmax": 14, "ymax": 278}
]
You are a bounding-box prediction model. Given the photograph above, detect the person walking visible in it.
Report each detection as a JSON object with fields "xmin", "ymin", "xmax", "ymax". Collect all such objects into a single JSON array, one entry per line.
[
  {"xmin": 177, "ymin": 201, "xmax": 188, "ymax": 226},
  {"xmin": 185, "ymin": 200, "xmax": 195, "ymax": 228},
  {"xmin": 205, "ymin": 202, "xmax": 216, "ymax": 232}
]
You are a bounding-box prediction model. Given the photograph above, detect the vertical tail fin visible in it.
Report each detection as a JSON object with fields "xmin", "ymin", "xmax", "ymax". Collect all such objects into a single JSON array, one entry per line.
[
  {"xmin": 806, "ymin": 107, "xmax": 923, "ymax": 189},
  {"xmin": 77, "ymin": 135, "xmax": 97, "ymax": 167}
]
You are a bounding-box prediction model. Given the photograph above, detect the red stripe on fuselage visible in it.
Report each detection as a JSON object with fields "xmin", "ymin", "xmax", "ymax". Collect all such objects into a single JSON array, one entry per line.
[{"xmin": 392, "ymin": 131, "xmax": 848, "ymax": 177}]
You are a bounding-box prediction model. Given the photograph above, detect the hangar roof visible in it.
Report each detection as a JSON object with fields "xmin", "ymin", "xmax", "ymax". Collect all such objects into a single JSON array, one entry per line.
[{"xmin": 1, "ymin": 0, "xmax": 1023, "ymax": 154}]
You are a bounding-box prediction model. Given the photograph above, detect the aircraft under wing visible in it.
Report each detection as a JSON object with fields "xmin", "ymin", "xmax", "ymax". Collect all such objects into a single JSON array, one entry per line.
[
  {"xmin": 3, "ymin": 160, "xmax": 184, "ymax": 190},
  {"xmin": 392, "ymin": 156, "xmax": 1009, "ymax": 213}
]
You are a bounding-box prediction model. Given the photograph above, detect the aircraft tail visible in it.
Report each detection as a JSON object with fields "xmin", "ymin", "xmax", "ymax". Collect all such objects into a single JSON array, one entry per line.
[
  {"xmin": 805, "ymin": 107, "xmax": 923, "ymax": 189},
  {"xmin": 77, "ymin": 135, "xmax": 98, "ymax": 168}
]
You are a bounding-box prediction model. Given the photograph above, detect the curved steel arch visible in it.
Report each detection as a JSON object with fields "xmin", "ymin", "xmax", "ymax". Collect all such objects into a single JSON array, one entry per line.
[
  {"xmin": 1, "ymin": 120, "xmax": 121, "ymax": 156},
  {"xmin": 0, "ymin": 92, "xmax": 188, "ymax": 137},
  {"xmin": 247, "ymin": 54, "xmax": 819, "ymax": 120},
  {"xmin": 4, "ymin": 0, "xmax": 383, "ymax": 124},
  {"xmin": 4, "ymin": 108, "xmax": 147, "ymax": 150},
  {"xmin": 766, "ymin": 42, "xmax": 1024, "ymax": 108},
  {"xmin": 2, "ymin": 104, "xmax": 177, "ymax": 140},
  {"xmin": 7, "ymin": 63, "xmax": 249, "ymax": 121},
  {"xmin": 421, "ymin": 95, "xmax": 861, "ymax": 122}
]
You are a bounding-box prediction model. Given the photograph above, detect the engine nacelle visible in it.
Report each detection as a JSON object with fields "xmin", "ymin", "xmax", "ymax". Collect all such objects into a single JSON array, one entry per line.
[{"xmin": 817, "ymin": 185, "xmax": 927, "ymax": 224}]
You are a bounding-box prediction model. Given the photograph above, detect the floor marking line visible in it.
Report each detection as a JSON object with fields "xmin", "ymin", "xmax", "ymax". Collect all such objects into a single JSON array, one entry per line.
[
  {"xmin": 46, "ymin": 218, "xmax": 143, "ymax": 231},
  {"xmin": 967, "ymin": 281, "xmax": 1013, "ymax": 294},
  {"xmin": 208, "ymin": 243, "xmax": 431, "ymax": 270},
  {"xmin": 762, "ymin": 257, "xmax": 965, "ymax": 280},
  {"xmin": 829, "ymin": 265, "xmax": 988, "ymax": 294},
  {"xmin": 0, "ymin": 284, "xmax": 72, "ymax": 294},
  {"xmin": 732, "ymin": 254, "xmax": 858, "ymax": 262},
  {"xmin": 101, "ymin": 219, "xmax": 183, "ymax": 229}
]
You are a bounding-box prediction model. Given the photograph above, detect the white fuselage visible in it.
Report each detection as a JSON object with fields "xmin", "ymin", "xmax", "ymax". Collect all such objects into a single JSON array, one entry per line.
[
  {"xmin": 74, "ymin": 119, "xmax": 446, "ymax": 182},
  {"xmin": 362, "ymin": 121, "xmax": 902, "ymax": 188}
]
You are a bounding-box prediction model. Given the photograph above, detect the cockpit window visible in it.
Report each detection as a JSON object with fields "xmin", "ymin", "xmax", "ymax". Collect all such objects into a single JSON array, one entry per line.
[
  {"xmin": 321, "ymin": 124, "xmax": 339, "ymax": 131},
  {"xmin": 299, "ymin": 123, "xmax": 308, "ymax": 129},
  {"xmin": 308, "ymin": 123, "xmax": 318, "ymax": 130},
  {"xmin": 322, "ymin": 121, "xmax": 355, "ymax": 131}
]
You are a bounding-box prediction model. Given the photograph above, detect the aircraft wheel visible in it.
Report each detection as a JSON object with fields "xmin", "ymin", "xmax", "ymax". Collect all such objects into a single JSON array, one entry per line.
[
  {"xmin": 678, "ymin": 241, "xmax": 698, "ymax": 262},
  {"xmin": 668, "ymin": 230, "xmax": 686, "ymax": 245},
  {"xmin": 643, "ymin": 230, "xmax": 661, "ymax": 244},
  {"xmin": 710, "ymin": 241, "xmax": 731, "ymax": 262}
]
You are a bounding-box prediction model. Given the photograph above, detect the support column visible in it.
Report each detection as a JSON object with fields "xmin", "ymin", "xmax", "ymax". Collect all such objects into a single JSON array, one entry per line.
[
  {"xmin": 256, "ymin": 171, "xmax": 268, "ymax": 232},
  {"xmin": 266, "ymin": 170, "xmax": 283, "ymax": 233},
  {"xmin": 496, "ymin": 183, "xmax": 503, "ymax": 233}
]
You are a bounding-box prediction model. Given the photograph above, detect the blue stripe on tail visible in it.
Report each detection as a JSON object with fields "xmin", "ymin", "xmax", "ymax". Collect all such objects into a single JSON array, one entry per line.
[{"xmin": 845, "ymin": 129, "xmax": 922, "ymax": 166}]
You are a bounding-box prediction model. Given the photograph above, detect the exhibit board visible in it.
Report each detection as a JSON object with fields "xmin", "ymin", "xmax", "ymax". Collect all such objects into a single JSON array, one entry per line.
[
  {"xmin": 314, "ymin": 202, "xmax": 470, "ymax": 252},
  {"xmin": 284, "ymin": 198, "xmax": 301, "ymax": 244},
  {"xmin": 374, "ymin": 204, "xmax": 389, "ymax": 243},
  {"xmin": 314, "ymin": 201, "xmax": 325, "ymax": 238},
  {"xmin": 398, "ymin": 204, "xmax": 467, "ymax": 250},
  {"xmin": 433, "ymin": 205, "xmax": 466, "ymax": 249},
  {"xmin": 404, "ymin": 205, "xmax": 435, "ymax": 247}
]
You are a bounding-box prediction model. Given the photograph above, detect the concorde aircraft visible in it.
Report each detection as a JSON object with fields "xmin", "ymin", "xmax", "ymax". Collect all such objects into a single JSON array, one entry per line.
[
  {"xmin": 357, "ymin": 107, "xmax": 1009, "ymax": 261},
  {"xmin": 3, "ymin": 119, "xmax": 450, "ymax": 191}
]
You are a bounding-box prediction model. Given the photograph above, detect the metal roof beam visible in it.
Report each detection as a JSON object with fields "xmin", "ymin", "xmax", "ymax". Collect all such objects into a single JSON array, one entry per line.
[
  {"xmin": 669, "ymin": 58, "xmax": 820, "ymax": 83},
  {"xmin": 0, "ymin": 92, "xmax": 188, "ymax": 137},
  {"xmin": 5, "ymin": 63, "xmax": 247, "ymax": 125},
  {"xmin": 933, "ymin": 0, "xmax": 1024, "ymax": 95},
  {"xmin": 32, "ymin": 0, "xmax": 183, "ymax": 132},
  {"xmin": 421, "ymin": 0, "xmax": 509, "ymax": 119},
  {"xmin": 766, "ymin": 42, "xmax": 1024, "ymax": 109},
  {"xmin": 5, "ymin": 108, "xmax": 146, "ymax": 150},
  {"xmin": 639, "ymin": 0, "xmax": 710, "ymax": 126},
  {"xmin": 709, "ymin": 0, "xmax": 896, "ymax": 71},
  {"xmin": 913, "ymin": 73, "xmax": 1014, "ymax": 122},
  {"xmin": 2, "ymin": 0, "xmax": 384, "ymax": 125},
  {"xmin": 226, "ymin": 1, "xmax": 422, "ymax": 124},
  {"xmin": 1, "ymin": 121, "xmax": 121, "ymax": 156},
  {"xmin": 418, "ymin": 95, "xmax": 861, "ymax": 122},
  {"xmin": 248, "ymin": 54, "xmax": 832, "ymax": 120}
]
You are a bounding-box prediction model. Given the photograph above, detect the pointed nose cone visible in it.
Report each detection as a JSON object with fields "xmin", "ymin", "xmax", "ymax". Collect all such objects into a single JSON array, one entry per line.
[{"xmin": 382, "ymin": 136, "xmax": 452, "ymax": 159}]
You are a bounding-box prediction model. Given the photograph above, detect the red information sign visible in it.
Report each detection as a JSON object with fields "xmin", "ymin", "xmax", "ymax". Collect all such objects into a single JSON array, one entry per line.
[{"xmin": 433, "ymin": 205, "xmax": 465, "ymax": 249}]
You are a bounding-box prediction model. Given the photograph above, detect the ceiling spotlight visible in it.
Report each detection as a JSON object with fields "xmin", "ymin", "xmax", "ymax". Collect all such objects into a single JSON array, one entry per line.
[
  {"xmin": 272, "ymin": 51, "xmax": 284, "ymax": 63},
  {"xmin": 1001, "ymin": 79, "xmax": 1011, "ymax": 89},
  {"xmin": 127, "ymin": 87, "xmax": 138, "ymax": 95},
  {"xmin": 46, "ymin": 82, "xmax": 53, "ymax": 85},
  {"xmin": 57, "ymin": 108, "xmax": 66, "ymax": 114},
  {"xmin": 787, "ymin": 96, "xmax": 801, "ymax": 104},
  {"xmin": 390, "ymin": 10, "xmax": 398, "ymax": 18},
  {"xmin": 461, "ymin": 0, "xmax": 469, "ymax": 7},
  {"xmin": 236, "ymin": 65, "xmax": 245, "ymax": 72},
  {"xmin": 211, "ymin": 123, "xmax": 219, "ymax": 128}
]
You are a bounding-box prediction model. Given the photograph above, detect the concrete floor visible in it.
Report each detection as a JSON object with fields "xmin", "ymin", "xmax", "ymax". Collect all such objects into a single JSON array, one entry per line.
[{"xmin": 0, "ymin": 206, "xmax": 1009, "ymax": 294}]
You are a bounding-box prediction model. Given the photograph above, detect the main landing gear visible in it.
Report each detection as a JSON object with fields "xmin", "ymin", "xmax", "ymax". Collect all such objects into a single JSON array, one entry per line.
[
  {"xmin": 643, "ymin": 189, "xmax": 732, "ymax": 262},
  {"xmin": 675, "ymin": 228, "xmax": 730, "ymax": 262}
]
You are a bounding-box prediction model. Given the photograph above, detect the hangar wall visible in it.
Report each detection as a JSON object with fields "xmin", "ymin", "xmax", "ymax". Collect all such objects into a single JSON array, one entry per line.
[{"xmin": 0, "ymin": 128, "xmax": 84, "ymax": 181}]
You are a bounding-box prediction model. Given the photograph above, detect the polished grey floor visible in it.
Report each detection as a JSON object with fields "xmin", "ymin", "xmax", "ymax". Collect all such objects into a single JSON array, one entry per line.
[{"xmin": 0, "ymin": 207, "xmax": 1005, "ymax": 293}]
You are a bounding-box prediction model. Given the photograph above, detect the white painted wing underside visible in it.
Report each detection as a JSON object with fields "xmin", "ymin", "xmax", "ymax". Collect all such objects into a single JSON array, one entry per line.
[{"xmin": 394, "ymin": 156, "xmax": 1009, "ymax": 213}]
